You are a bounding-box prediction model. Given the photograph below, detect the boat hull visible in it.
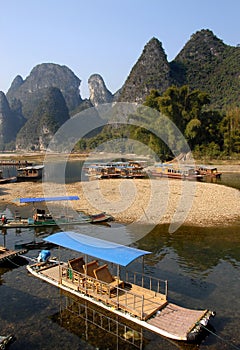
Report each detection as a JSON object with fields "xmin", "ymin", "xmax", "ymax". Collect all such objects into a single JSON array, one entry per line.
[
  {"xmin": 150, "ymin": 171, "xmax": 203, "ymax": 181},
  {"xmin": 26, "ymin": 263, "xmax": 214, "ymax": 342}
]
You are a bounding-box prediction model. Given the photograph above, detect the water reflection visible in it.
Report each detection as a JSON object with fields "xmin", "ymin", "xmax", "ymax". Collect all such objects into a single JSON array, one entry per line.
[
  {"xmin": 134, "ymin": 224, "xmax": 240, "ymax": 277},
  {"xmin": 51, "ymin": 292, "xmax": 146, "ymax": 350},
  {"xmin": 0, "ymin": 218, "xmax": 239, "ymax": 348},
  {"xmin": 51, "ymin": 292, "xmax": 205, "ymax": 350}
]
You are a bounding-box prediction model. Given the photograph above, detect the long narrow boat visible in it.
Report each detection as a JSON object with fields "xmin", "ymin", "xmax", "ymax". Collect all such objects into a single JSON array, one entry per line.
[
  {"xmin": 150, "ymin": 163, "xmax": 203, "ymax": 181},
  {"xmin": 27, "ymin": 231, "xmax": 215, "ymax": 343},
  {"xmin": 0, "ymin": 196, "xmax": 113, "ymax": 229}
]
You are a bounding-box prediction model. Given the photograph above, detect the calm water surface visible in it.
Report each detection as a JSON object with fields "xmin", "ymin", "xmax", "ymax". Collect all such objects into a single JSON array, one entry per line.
[
  {"xmin": 0, "ymin": 221, "xmax": 240, "ymax": 350},
  {"xmin": 0, "ymin": 162, "xmax": 239, "ymax": 349}
]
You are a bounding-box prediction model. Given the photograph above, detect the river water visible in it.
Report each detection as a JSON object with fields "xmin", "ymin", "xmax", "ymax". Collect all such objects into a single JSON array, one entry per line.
[{"xmin": 0, "ymin": 163, "xmax": 239, "ymax": 350}]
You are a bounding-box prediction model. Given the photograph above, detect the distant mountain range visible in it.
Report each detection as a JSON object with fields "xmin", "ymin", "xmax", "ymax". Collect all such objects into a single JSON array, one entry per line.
[{"xmin": 0, "ymin": 29, "xmax": 239, "ymax": 151}]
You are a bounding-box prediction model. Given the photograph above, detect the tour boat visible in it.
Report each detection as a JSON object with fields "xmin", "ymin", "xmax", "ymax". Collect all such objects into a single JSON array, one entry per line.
[
  {"xmin": 26, "ymin": 231, "xmax": 215, "ymax": 343},
  {"xmin": 196, "ymin": 165, "xmax": 222, "ymax": 178},
  {"xmin": 150, "ymin": 163, "xmax": 203, "ymax": 181}
]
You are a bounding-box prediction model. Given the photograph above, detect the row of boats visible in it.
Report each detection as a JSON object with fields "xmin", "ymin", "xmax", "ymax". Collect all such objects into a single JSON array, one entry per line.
[
  {"xmin": 85, "ymin": 161, "xmax": 148, "ymax": 179},
  {"xmin": 0, "ymin": 160, "xmax": 222, "ymax": 184},
  {"xmin": 150, "ymin": 163, "xmax": 222, "ymax": 180},
  {"xmin": 85, "ymin": 161, "xmax": 222, "ymax": 181}
]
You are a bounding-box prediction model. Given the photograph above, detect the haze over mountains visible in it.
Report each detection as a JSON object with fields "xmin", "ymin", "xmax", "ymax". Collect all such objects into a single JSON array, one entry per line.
[{"xmin": 0, "ymin": 29, "xmax": 239, "ymax": 151}]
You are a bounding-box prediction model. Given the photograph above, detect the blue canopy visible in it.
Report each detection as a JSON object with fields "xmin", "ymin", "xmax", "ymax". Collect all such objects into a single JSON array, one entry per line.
[
  {"xmin": 18, "ymin": 196, "xmax": 80, "ymax": 203},
  {"xmin": 44, "ymin": 231, "xmax": 151, "ymax": 266}
]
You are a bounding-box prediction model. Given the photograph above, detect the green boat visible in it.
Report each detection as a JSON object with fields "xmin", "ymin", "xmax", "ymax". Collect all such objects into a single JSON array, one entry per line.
[{"xmin": 1, "ymin": 196, "xmax": 113, "ymax": 229}]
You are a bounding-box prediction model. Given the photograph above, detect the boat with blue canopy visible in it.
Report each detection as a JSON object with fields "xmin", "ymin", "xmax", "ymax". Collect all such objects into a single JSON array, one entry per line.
[
  {"xmin": 26, "ymin": 231, "xmax": 215, "ymax": 343},
  {"xmin": 1, "ymin": 196, "xmax": 113, "ymax": 228}
]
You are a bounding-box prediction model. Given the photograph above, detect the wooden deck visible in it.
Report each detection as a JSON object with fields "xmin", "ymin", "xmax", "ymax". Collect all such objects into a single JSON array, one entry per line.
[{"xmin": 38, "ymin": 264, "xmax": 167, "ymax": 320}]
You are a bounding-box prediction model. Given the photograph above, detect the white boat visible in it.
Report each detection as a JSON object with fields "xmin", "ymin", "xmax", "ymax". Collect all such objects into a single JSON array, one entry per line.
[{"xmin": 26, "ymin": 231, "xmax": 215, "ymax": 343}]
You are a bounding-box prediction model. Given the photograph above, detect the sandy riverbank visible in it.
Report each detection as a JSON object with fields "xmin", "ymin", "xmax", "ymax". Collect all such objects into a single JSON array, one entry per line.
[{"xmin": 0, "ymin": 178, "xmax": 239, "ymax": 228}]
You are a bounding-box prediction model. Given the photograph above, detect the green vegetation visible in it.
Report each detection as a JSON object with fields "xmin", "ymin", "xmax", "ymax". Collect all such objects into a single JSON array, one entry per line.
[
  {"xmin": 74, "ymin": 85, "xmax": 240, "ymax": 161},
  {"xmin": 171, "ymin": 30, "xmax": 240, "ymax": 110}
]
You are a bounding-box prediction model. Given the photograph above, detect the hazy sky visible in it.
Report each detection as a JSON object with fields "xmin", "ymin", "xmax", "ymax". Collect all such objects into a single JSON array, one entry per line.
[{"xmin": 1, "ymin": 0, "xmax": 239, "ymax": 98}]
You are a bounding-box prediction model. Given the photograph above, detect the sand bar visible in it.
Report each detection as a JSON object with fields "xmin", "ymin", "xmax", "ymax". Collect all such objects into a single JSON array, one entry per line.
[{"xmin": 0, "ymin": 178, "xmax": 239, "ymax": 227}]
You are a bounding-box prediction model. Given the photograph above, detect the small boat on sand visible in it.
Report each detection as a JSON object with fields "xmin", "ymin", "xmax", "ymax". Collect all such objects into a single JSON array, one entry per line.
[
  {"xmin": 89, "ymin": 212, "xmax": 114, "ymax": 223},
  {"xmin": 27, "ymin": 231, "xmax": 215, "ymax": 343},
  {"xmin": 16, "ymin": 164, "xmax": 44, "ymax": 181},
  {"xmin": 196, "ymin": 166, "xmax": 222, "ymax": 178}
]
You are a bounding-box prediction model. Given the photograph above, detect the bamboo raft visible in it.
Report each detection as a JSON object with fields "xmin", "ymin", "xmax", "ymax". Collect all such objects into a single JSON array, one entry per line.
[{"xmin": 26, "ymin": 232, "xmax": 215, "ymax": 343}]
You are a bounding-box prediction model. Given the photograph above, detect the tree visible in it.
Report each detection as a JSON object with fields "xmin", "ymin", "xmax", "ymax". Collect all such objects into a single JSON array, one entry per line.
[
  {"xmin": 221, "ymin": 107, "xmax": 240, "ymax": 155},
  {"xmin": 156, "ymin": 85, "xmax": 210, "ymax": 132}
]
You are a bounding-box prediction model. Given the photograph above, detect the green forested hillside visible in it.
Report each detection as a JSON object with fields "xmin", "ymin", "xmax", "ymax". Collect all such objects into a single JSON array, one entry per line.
[{"xmin": 171, "ymin": 30, "xmax": 240, "ymax": 110}]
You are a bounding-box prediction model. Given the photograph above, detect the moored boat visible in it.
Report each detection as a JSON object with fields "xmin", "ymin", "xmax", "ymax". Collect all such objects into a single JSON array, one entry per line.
[
  {"xmin": 89, "ymin": 212, "xmax": 114, "ymax": 223},
  {"xmin": 196, "ymin": 165, "xmax": 222, "ymax": 178},
  {"xmin": 0, "ymin": 196, "xmax": 113, "ymax": 229},
  {"xmin": 27, "ymin": 231, "xmax": 215, "ymax": 343},
  {"xmin": 17, "ymin": 164, "xmax": 44, "ymax": 181},
  {"xmin": 150, "ymin": 163, "xmax": 203, "ymax": 181},
  {"xmin": 86, "ymin": 161, "xmax": 147, "ymax": 179}
]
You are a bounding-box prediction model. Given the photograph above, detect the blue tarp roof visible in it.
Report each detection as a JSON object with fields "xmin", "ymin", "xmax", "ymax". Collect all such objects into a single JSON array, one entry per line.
[
  {"xmin": 18, "ymin": 196, "xmax": 80, "ymax": 203},
  {"xmin": 44, "ymin": 231, "xmax": 151, "ymax": 266}
]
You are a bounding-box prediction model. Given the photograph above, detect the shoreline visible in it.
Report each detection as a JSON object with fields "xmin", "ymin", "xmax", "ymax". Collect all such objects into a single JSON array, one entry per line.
[
  {"xmin": 0, "ymin": 179, "xmax": 239, "ymax": 228},
  {"xmin": 0, "ymin": 152, "xmax": 239, "ymax": 168}
]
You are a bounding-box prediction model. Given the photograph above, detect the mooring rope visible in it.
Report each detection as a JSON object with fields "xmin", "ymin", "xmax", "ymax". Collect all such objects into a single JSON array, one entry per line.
[{"xmin": 199, "ymin": 323, "xmax": 240, "ymax": 350}]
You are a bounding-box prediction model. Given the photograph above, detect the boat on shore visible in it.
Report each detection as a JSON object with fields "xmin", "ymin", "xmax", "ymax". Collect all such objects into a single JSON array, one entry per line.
[
  {"xmin": 150, "ymin": 163, "xmax": 204, "ymax": 181},
  {"xmin": 27, "ymin": 231, "xmax": 215, "ymax": 343},
  {"xmin": 17, "ymin": 164, "xmax": 44, "ymax": 181},
  {"xmin": 86, "ymin": 161, "xmax": 147, "ymax": 179},
  {"xmin": 196, "ymin": 165, "xmax": 222, "ymax": 178}
]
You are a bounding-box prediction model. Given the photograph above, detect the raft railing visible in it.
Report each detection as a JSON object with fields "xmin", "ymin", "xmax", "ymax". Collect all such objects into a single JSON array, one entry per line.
[
  {"xmin": 124, "ymin": 270, "xmax": 168, "ymax": 298},
  {"xmin": 60, "ymin": 265, "xmax": 162, "ymax": 320}
]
